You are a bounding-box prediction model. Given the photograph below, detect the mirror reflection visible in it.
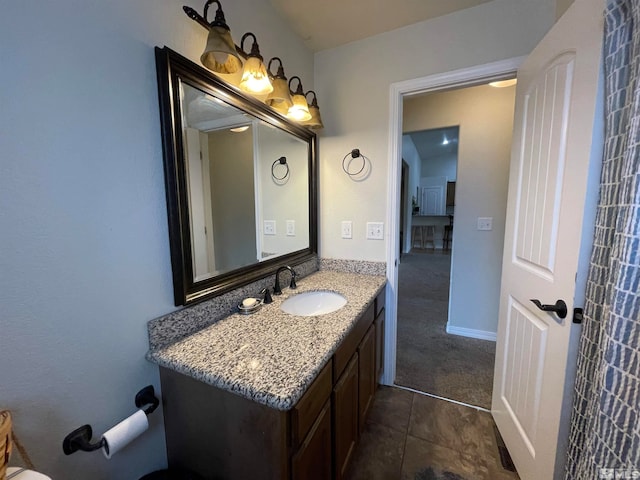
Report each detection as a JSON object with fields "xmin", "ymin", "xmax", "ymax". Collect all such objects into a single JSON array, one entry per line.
[{"xmin": 180, "ymin": 81, "xmax": 310, "ymax": 282}]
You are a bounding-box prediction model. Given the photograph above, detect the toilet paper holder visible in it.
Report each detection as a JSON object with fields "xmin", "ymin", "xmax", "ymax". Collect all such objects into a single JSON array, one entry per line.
[{"xmin": 62, "ymin": 385, "xmax": 159, "ymax": 455}]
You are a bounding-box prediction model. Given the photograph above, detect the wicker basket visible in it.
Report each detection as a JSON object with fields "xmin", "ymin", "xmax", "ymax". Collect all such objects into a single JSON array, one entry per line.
[{"xmin": 0, "ymin": 410, "xmax": 12, "ymax": 480}]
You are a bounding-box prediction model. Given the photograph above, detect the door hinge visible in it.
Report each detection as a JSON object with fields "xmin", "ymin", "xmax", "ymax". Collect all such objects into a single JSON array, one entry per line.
[{"xmin": 572, "ymin": 307, "xmax": 584, "ymax": 324}]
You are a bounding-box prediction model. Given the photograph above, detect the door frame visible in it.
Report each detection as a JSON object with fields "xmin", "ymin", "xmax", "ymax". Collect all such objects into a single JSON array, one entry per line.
[{"xmin": 382, "ymin": 56, "xmax": 526, "ymax": 386}]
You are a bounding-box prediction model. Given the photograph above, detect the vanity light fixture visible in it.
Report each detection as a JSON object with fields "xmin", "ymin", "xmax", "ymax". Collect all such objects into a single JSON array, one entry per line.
[
  {"xmin": 239, "ymin": 33, "xmax": 273, "ymax": 95},
  {"xmin": 287, "ymin": 77, "xmax": 312, "ymax": 122},
  {"xmin": 302, "ymin": 91, "xmax": 323, "ymax": 129},
  {"xmin": 489, "ymin": 79, "xmax": 517, "ymax": 88},
  {"xmin": 266, "ymin": 58, "xmax": 293, "ymax": 115},
  {"xmin": 184, "ymin": 0, "xmax": 243, "ymax": 74}
]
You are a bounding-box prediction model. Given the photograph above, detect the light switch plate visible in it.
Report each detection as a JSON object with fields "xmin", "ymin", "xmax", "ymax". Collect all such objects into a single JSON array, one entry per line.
[
  {"xmin": 477, "ymin": 217, "xmax": 493, "ymax": 231},
  {"xmin": 341, "ymin": 221, "xmax": 352, "ymax": 239},
  {"xmin": 366, "ymin": 222, "xmax": 384, "ymax": 240},
  {"xmin": 286, "ymin": 220, "xmax": 295, "ymax": 236},
  {"xmin": 264, "ymin": 220, "xmax": 276, "ymax": 235}
]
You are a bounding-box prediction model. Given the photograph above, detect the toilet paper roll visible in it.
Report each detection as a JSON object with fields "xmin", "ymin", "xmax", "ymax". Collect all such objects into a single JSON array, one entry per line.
[{"xmin": 101, "ymin": 409, "xmax": 148, "ymax": 459}]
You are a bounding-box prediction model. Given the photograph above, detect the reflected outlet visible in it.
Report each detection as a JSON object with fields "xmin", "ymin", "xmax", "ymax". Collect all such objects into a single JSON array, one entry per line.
[
  {"xmin": 264, "ymin": 220, "xmax": 276, "ymax": 235},
  {"xmin": 286, "ymin": 220, "xmax": 295, "ymax": 236}
]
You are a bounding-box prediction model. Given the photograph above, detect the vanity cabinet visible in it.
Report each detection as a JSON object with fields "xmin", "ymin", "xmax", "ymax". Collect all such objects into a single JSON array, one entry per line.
[
  {"xmin": 357, "ymin": 325, "xmax": 376, "ymax": 433},
  {"xmin": 333, "ymin": 354, "xmax": 359, "ymax": 480},
  {"xmin": 292, "ymin": 401, "xmax": 332, "ymax": 480},
  {"xmin": 160, "ymin": 289, "xmax": 386, "ymax": 480}
]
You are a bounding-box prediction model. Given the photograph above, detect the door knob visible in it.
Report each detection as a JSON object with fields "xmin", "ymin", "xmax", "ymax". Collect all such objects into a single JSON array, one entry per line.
[{"xmin": 530, "ymin": 299, "xmax": 567, "ymax": 319}]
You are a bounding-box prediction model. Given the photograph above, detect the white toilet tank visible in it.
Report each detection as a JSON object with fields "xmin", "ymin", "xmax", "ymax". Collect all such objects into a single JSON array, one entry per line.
[{"xmin": 6, "ymin": 467, "xmax": 52, "ymax": 480}]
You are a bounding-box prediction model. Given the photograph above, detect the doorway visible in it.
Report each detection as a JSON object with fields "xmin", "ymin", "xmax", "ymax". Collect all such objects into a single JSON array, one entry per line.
[{"xmin": 383, "ymin": 58, "xmax": 523, "ymax": 408}]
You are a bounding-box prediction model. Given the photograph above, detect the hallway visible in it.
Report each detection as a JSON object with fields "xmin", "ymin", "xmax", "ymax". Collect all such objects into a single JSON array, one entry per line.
[{"xmin": 395, "ymin": 250, "xmax": 495, "ymax": 409}]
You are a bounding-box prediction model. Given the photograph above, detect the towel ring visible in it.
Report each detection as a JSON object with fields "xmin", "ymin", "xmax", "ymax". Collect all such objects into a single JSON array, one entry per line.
[
  {"xmin": 342, "ymin": 149, "xmax": 368, "ymax": 177},
  {"xmin": 272, "ymin": 156, "xmax": 290, "ymax": 181}
]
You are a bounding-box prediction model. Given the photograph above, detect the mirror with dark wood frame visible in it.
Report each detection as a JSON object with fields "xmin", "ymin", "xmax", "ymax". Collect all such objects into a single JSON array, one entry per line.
[{"xmin": 155, "ymin": 46, "xmax": 317, "ymax": 305}]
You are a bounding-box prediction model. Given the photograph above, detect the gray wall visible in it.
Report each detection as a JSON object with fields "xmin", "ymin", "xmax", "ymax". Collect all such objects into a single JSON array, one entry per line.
[
  {"xmin": 421, "ymin": 153, "xmax": 458, "ymax": 181},
  {"xmin": 209, "ymin": 129, "xmax": 257, "ymax": 271},
  {"xmin": 0, "ymin": 1, "xmax": 313, "ymax": 479}
]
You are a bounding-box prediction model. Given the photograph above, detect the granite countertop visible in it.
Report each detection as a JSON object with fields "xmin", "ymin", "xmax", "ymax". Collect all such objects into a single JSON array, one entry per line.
[{"xmin": 146, "ymin": 270, "xmax": 386, "ymax": 411}]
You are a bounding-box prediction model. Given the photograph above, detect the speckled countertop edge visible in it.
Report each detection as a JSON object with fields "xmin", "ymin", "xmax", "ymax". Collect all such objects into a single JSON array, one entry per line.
[{"xmin": 146, "ymin": 270, "xmax": 386, "ymax": 411}]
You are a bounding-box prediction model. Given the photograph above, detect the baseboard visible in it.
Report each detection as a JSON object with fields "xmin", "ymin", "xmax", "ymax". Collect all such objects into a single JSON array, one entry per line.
[{"xmin": 446, "ymin": 324, "xmax": 497, "ymax": 341}]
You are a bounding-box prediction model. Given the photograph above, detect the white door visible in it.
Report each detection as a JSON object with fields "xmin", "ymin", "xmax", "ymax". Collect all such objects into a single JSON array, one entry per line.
[
  {"xmin": 420, "ymin": 186, "xmax": 444, "ymax": 215},
  {"xmin": 492, "ymin": 0, "xmax": 604, "ymax": 478}
]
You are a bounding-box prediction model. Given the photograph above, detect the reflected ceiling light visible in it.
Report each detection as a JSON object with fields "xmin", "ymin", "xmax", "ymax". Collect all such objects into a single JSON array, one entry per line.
[
  {"xmin": 265, "ymin": 57, "xmax": 293, "ymax": 114},
  {"xmin": 489, "ymin": 79, "xmax": 517, "ymax": 88},
  {"xmin": 442, "ymin": 136, "xmax": 450, "ymax": 145},
  {"xmin": 239, "ymin": 33, "xmax": 273, "ymax": 95},
  {"xmin": 302, "ymin": 91, "xmax": 323, "ymax": 129},
  {"xmin": 184, "ymin": 0, "xmax": 243, "ymax": 74},
  {"xmin": 287, "ymin": 76, "xmax": 312, "ymax": 122},
  {"xmin": 230, "ymin": 125, "xmax": 250, "ymax": 132}
]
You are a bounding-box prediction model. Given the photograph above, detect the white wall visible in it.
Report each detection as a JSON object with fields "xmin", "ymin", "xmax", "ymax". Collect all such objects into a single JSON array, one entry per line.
[
  {"xmin": 314, "ymin": 0, "xmax": 555, "ymax": 262},
  {"xmin": 0, "ymin": 1, "xmax": 313, "ymax": 479},
  {"xmin": 403, "ymin": 84, "xmax": 516, "ymax": 333}
]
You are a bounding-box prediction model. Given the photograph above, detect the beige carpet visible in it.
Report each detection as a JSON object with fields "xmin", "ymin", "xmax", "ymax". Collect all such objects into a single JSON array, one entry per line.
[{"xmin": 395, "ymin": 250, "xmax": 496, "ymax": 409}]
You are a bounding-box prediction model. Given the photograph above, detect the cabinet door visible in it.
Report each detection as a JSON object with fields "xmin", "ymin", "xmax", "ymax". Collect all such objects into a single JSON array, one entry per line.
[
  {"xmin": 374, "ymin": 311, "xmax": 385, "ymax": 383},
  {"xmin": 333, "ymin": 353, "xmax": 359, "ymax": 480},
  {"xmin": 292, "ymin": 401, "xmax": 332, "ymax": 480},
  {"xmin": 358, "ymin": 325, "xmax": 376, "ymax": 433}
]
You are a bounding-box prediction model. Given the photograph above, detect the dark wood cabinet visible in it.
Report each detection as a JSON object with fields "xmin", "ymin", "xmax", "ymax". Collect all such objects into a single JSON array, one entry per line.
[
  {"xmin": 333, "ymin": 354, "xmax": 359, "ymax": 480},
  {"xmin": 161, "ymin": 288, "xmax": 386, "ymax": 480},
  {"xmin": 292, "ymin": 401, "xmax": 332, "ymax": 480},
  {"xmin": 357, "ymin": 325, "xmax": 375, "ymax": 433}
]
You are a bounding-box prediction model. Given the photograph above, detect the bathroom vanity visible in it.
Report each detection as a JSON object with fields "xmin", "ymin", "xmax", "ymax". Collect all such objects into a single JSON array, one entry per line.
[{"xmin": 147, "ymin": 270, "xmax": 386, "ymax": 480}]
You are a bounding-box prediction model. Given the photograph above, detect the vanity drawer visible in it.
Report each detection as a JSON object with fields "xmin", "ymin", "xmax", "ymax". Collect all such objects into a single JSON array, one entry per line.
[
  {"xmin": 333, "ymin": 303, "xmax": 374, "ymax": 380},
  {"xmin": 292, "ymin": 360, "xmax": 333, "ymax": 448}
]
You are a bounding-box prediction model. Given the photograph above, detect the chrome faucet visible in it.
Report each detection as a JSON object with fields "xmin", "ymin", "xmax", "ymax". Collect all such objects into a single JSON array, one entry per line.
[{"xmin": 273, "ymin": 265, "xmax": 297, "ymax": 295}]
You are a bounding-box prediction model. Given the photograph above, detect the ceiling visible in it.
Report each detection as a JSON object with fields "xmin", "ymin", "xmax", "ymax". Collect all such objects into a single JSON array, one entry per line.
[
  {"xmin": 269, "ymin": 0, "xmax": 493, "ymax": 52},
  {"xmin": 407, "ymin": 126, "xmax": 459, "ymax": 161}
]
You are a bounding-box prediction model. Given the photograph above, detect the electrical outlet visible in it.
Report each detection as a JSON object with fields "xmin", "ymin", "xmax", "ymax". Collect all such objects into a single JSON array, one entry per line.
[
  {"xmin": 341, "ymin": 221, "xmax": 352, "ymax": 239},
  {"xmin": 264, "ymin": 220, "xmax": 276, "ymax": 235},
  {"xmin": 286, "ymin": 220, "xmax": 295, "ymax": 236},
  {"xmin": 366, "ymin": 222, "xmax": 384, "ymax": 240},
  {"xmin": 477, "ymin": 217, "xmax": 493, "ymax": 231}
]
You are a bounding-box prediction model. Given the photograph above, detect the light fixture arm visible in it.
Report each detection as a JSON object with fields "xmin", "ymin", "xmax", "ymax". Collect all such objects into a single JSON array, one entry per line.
[
  {"xmin": 305, "ymin": 90, "xmax": 319, "ymax": 107},
  {"xmin": 183, "ymin": 0, "xmax": 229, "ymax": 30},
  {"xmin": 183, "ymin": 5, "xmax": 210, "ymax": 30},
  {"xmin": 289, "ymin": 76, "xmax": 305, "ymax": 95},
  {"xmin": 203, "ymin": 0, "xmax": 229, "ymax": 28},
  {"xmin": 241, "ymin": 32, "xmax": 263, "ymax": 60},
  {"xmin": 268, "ymin": 57, "xmax": 286, "ymax": 80}
]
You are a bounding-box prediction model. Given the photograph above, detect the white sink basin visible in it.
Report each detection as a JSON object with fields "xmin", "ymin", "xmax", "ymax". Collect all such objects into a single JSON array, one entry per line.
[{"xmin": 280, "ymin": 291, "xmax": 347, "ymax": 317}]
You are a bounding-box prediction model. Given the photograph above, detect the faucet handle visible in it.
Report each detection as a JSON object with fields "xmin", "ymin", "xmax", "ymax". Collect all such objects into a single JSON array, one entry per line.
[
  {"xmin": 260, "ymin": 287, "xmax": 273, "ymax": 304},
  {"xmin": 289, "ymin": 274, "xmax": 297, "ymax": 290}
]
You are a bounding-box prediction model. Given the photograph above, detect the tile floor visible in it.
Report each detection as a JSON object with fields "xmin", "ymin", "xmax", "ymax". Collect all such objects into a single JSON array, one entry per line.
[{"xmin": 345, "ymin": 386, "xmax": 520, "ymax": 480}]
